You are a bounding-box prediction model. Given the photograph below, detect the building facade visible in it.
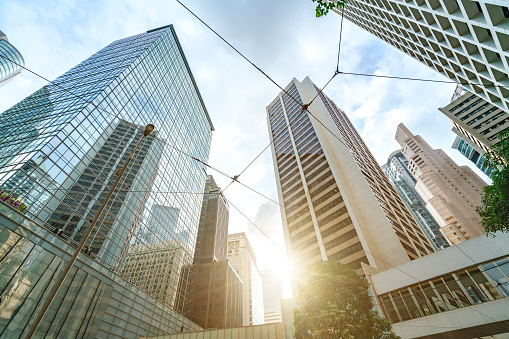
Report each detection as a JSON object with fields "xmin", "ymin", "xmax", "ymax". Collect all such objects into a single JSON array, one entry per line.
[
  {"xmin": 267, "ymin": 77, "xmax": 434, "ymax": 292},
  {"xmin": 0, "ymin": 25, "xmax": 213, "ymax": 313},
  {"xmin": 261, "ymin": 266, "xmax": 283, "ymax": 324},
  {"xmin": 337, "ymin": 0, "xmax": 509, "ymax": 112},
  {"xmin": 367, "ymin": 232, "xmax": 509, "ymax": 338},
  {"xmin": 185, "ymin": 175, "xmax": 243, "ymax": 329},
  {"xmin": 382, "ymin": 151, "xmax": 449, "ymax": 250},
  {"xmin": 121, "ymin": 239, "xmax": 188, "ymax": 309},
  {"xmin": 193, "ymin": 175, "xmax": 229, "ymax": 264},
  {"xmin": 452, "ymin": 136, "xmax": 494, "ymax": 177},
  {"xmin": 0, "ymin": 203, "xmax": 201, "ymax": 338},
  {"xmin": 0, "ymin": 30, "xmax": 24, "ymax": 85},
  {"xmin": 227, "ymin": 233, "xmax": 265, "ymax": 326},
  {"xmin": 395, "ymin": 123, "xmax": 486, "ymax": 245},
  {"xmin": 441, "ymin": 85, "xmax": 509, "ymax": 152}
]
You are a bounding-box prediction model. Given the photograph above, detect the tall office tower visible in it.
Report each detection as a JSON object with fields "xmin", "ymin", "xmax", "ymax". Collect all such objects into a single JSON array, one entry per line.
[
  {"xmin": 439, "ymin": 85, "xmax": 508, "ymax": 167},
  {"xmin": 337, "ymin": 1, "xmax": 509, "ymax": 112},
  {"xmin": 0, "ymin": 25, "xmax": 213, "ymax": 311},
  {"xmin": 267, "ymin": 77, "xmax": 434, "ymax": 292},
  {"xmin": 185, "ymin": 175, "xmax": 242, "ymax": 329},
  {"xmin": 134, "ymin": 205, "xmax": 181, "ymax": 245},
  {"xmin": 261, "ymin": 266, "xmax": 283, "ymax": 324},
  {"xmin": 121, "ymin": 239, "xmax": 188, "ymax": 309},
  {"xmin": 0, "ymin": 30, "xmax": 24, "ymax": 85},
  {"xmin": 193, "ymin": 175, "xmax": 229, "ymax": 264},
  {"xmin": 395, "ymin": 123, "xmax": 486, "ymax": 245},
  {"xmin": 452, "ymin": 136, "xmax": 494, "ymax": 177},
  {"xmin": 227, "ymin": 233, "xmax": 264, "ymax": 326},
  {"xmin": 382, "ymin": 151, "xmax": 449, "ymax": 250}
]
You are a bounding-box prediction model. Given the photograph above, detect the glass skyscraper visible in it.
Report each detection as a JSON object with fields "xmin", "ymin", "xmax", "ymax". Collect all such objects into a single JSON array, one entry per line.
[
  {"xmin": 0, "ymin": 30, "xmax": 24, "ymax": 85},
  {"xmin": 0, "ymin": 25, "xmax": 213, "ymax": 312},
  {"xmin": 452, "ymin": 136, "xmax": 494, "ymax": 177},
  {"xmin": 382, "ymin": 151, "xmax": 449, "ymax": 250}
]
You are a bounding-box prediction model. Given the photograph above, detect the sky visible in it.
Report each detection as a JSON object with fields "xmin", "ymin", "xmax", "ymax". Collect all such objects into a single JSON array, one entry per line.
[{"xmin": 0, "ymin": 0, "xmax": 492, "ymax": 298}]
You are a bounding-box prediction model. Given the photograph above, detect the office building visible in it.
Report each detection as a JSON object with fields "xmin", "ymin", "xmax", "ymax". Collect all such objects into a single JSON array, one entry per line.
[
  {"xmin": 193, "ymin": 175, "xmax": 229, "ymax": 264},
  {"xmin": 121, "ymin": 239, "xmax": 188, "ymax": 309},
  {"xmin": 0, "ymin": 203, "xmax": 201, "ymax": 338},
  {"xmin": 0, "ymin": 24, "xmax": 213, "ymax": 323},
  {"xmin": 185, "ymin": 260, "xmax": 243, "ymax": 329},
  {"xmin": 267, "ymin": 77, "xmax": 434, "ymax": 292},
  {"xmin": 337, "ymin": 0, "xmax": 509, "ymax": 112},
  {"xmin": 367, "ymin": 233, "xmax": 509, "ymax": 338},
  {"xmin": 0, "ymin": 30, "xmax": 24, "ymax": 85},
  {"xmin": 185, "ymin": 176, "xmax": 243, "ymax": 329},
  {"xmin": 139, "ymin": 323, "xmax": 286, "ymax": 339},
  {"xmin": 383, "ymin": 151, "xmax": 449, "ymax": 250},
  {"xmin": 395, "ymin": 123, "xmax": 486, "ymax": 245},
  {"xmin": 228, "ymin": 233, "xmax": 264, "ymax": 326},
  {"xmin": 452, "ymin": 136, "xmax": 494, "ymax": 177},
  {"xmin": 261, "ymin": 266, "xmax": 283, "ymax": 324}
]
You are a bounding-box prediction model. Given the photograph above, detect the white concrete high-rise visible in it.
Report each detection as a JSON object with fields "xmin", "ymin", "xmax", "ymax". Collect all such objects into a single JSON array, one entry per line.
[
  {"xmin": 337, "ymin": 0, "xmax": 509, "ymax": 112},
  {"xmin": 267, "ymin": 77, "xmax": 434, "ymax": 293},
  {"xmin": 227, "ymin": 233, "xmax": 264, "ymax": 326},
  {"xmin": 395, "ymin": 123, "xmax": 487, "ymax": 245}
]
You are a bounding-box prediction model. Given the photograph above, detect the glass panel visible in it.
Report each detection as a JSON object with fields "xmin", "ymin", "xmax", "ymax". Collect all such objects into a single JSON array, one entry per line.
[
  {"xmin": 392, "ymin": 291, "xmax": 412, "ymax": 321},
  {"xmin": 432, "ymin": 278, "xmax": 458, "ymax": 311},
  {"xmin": 420, "ymin": 282, "xmax": 441, "ymax": 313},
  {"xmin": 482, "ymin": 260, "xmax": 509, "ymax": 297},
  {"xmin": 412, "ymin": 285, "xmax": 434, "ymax": 316},
  {"xmin": 459, "ymin": 269, "xmax": 488, "ymax": 303},
  {"xmin": 380, "ymin": 294, "xmax": 399, "ymax": 323}
]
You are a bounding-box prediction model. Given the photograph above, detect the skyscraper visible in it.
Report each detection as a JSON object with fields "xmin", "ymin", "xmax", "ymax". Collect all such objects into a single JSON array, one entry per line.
[
  {"xmin": 451, "ymin": 136, "xmax": 494, "ymax": 177},
  {"xmin": 382, "ymin": 151, "xmax": 449, "ymax": 250},
  {"xmin": 395, "ymin": 123, "xmax": 486, "ymax": 245},
  {"xmin": 439, "ymin": 85, "xmax": 508, "ymax": 163},
  {"xmin": 0, "ymin": 25, "xmax": 213, "ymax": 311},
  {"xmin": 185, "ymin": 176, "xmax": 243, "ymax": 329},
  {"xmin": 0, "ymin": 30, "xmax": 24, "ymax": 85},
  {"xmin": 227, "ymin": 232, "xmax": 264, "ymax": 326},
  {"xmin": 261, "ymin": 266, "xmax": 283, "ymax": 324},
  {"xmin": 336, "ymin": 0, "xmax": 509, "ymax": 111},
  {"xmin": 193, "ymin": 176, "xmax": 229, "ymax": 264},
  {"xmin": 267, "ymin": 77, "xmax": 434, "ymax": 291}
]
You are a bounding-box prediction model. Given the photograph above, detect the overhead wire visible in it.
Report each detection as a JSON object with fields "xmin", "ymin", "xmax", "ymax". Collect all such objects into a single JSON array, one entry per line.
[{"xmin": 1, "ymin": 5, "xmax": 506, "ymax": 327}]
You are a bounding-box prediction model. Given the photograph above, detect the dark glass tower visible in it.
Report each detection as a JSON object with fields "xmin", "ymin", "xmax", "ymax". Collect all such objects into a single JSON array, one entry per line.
[
  {"xmin": 184, "ymin": 175, "xmax": 243, "ymax": 329},
  {"xmin": 0, "ymin": 25, "xmax": 213, "ymax": 310}
]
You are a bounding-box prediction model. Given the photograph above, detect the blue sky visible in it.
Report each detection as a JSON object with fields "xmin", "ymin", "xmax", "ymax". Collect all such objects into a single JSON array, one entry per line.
[{"xmin": 0, "ymin": 0, "xmax": 490, "ymax": 296}]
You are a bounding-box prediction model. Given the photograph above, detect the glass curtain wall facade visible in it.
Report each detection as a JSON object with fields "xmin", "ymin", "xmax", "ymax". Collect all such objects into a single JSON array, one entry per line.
[
  {"xmin": 378, "ymin": 256, "xmax": 509, "ymax": 324},
  {"xmin": 267, "ymin": 77, "xmax": 434, "ymax": 292},
  {"xmin": 0, "ymin": 30, "xmax": 24, "ymax": 85},
  {"xmin": 452, "ymin": 136, "xmax": 494, "ymax": 177},
  {"xmin": 0, "ymin": 25, "xmax": 213, "ymax": 313},
  {"xmin": 382, "ymin": 151, "xmax": 449, "ymax": 250}
]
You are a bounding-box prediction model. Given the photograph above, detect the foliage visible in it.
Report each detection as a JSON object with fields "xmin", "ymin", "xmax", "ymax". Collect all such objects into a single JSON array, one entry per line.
[
  {"xmin": 0, "ymin": 189, "xmax": 27, "ymax": 214},
  {"xmin": 312, "ymin": 0, "xmax": 348, "ymax": 17},
  {"xmin": 293, "ymin": 261, "xmax": 399, "ymax": 339},
  {"xmin": 477, "ymin": 129, "xmax": 509, "ymax": 235}
]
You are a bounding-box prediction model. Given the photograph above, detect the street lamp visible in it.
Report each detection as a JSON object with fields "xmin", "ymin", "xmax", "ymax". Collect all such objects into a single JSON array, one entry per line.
[{"xmin": 25, "ymin": 124, "xmax": 155, "ymax": 339}]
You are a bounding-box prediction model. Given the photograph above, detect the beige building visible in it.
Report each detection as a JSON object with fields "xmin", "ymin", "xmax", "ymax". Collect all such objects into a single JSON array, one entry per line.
[
  {"xmin": 440, "ymin": 85, "xmax": 509, "ymax": 154},
  {"xmin": 121, "ymin": 239, "xmax": 189, "ymax": 309},
  {"xmin": 366, "ymin": 233, "xmax": 509, "ymax": 338},
  {"xmin": 267, "ymin": 77, "xmax": 434, "ymax": 293},
  {"xmin": 227, "ymin": 233, "xmax": 264, "ymax": 326},
  {"xmin": 395, "ymin": 123, "xmax": 487, "ymax": 245}
]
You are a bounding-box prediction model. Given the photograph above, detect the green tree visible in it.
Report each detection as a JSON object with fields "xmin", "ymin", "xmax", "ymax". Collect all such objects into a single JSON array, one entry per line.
[
  {"xmin": 293, "ymin": 261, "xmax": 399, "ymax": 339},
  {"xmin": 477, "ymin": 129, "xmax": 509, "ymax": 235},
  {"xmin": 312, "ymin": 0, "xmax": 348, "ymax": 17}
]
